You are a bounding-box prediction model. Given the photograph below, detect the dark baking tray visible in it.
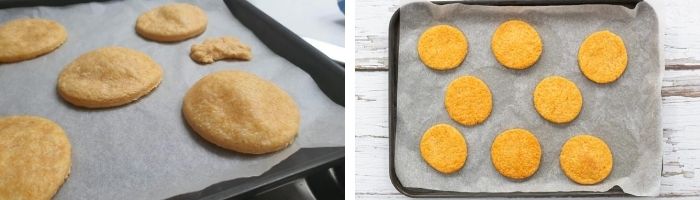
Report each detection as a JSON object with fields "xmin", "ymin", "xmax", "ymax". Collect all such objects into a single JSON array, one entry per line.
[
  {"xmin": 388, "ymin": 0, "xmax": 643, "ymax": 198},
  {"xmin": 0, "ymin": 0, "xmax": 345, "ymax": 199}
]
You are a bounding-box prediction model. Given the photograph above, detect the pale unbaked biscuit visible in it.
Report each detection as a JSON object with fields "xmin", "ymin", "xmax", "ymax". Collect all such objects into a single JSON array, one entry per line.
[
  {"xmin": 0, "ymin": 116, "xmax": 71, "ymax": 200},
  {"xmin": 533, "ymin": 76, "xmax": 583, "ymax": 124},
  {"xmin": 136, "ymin": 3, "xmax": 207, "ymax": 42},
  {"xmin": 417, "ymin": 25, "xmax": 468, "ymax": 70},
  {"xmin": 491, "ymin": 20, "xmax": 542, "ymax": 69},
  {"xmin": 57, "ymin": 46, "xmax": 163, "ymax": 108},
  {"xmin": 491, "ymin": 128, "xmax": 541, "ymax": 180},
  {"xmin": 578, "ymin": 30, "xmax": 628, "ymax": 83},
  {"xmin": 444, "ymin": 75, "xmax": 492, "ymax": 126},
  {"xmin": 183, "ymin": 70, "xmax": 300, "ymax": 154},
  {"xmin": 0, "ymin": 18, "xmax": 67, "ymax": 63},
  {"xmin": 560, "ymin": 135, "xmax": 613, "ymax": 185},
  {"xmin": 420, "ymin": 123, "xmax": 467, "ymax": 174},
  {"xmin": 190, "ymin": 36, "xmax": 252, "ymax": 64}
]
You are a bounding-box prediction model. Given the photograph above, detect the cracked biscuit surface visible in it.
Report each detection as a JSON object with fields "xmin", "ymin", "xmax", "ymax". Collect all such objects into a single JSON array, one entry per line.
[{"xmin": 190, "ymin": 36, "xmax": 252, "ymax": 64}]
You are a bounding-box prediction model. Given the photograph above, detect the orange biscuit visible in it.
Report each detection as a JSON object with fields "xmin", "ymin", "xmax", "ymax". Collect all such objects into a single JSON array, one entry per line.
[
  {"xmin": 578, "ymin": 30, "xmax": 627, "ymax": 83},
  {"xmin": 417, "ymin": 25, "xmax": 468, "ymax": 70},
  {"xmin": 491, "ymin": 128, "xmax": 541, "ymax": 180},
  {"xmin": 445, "ymin": 75, "xmax": 492, "ymax": 126},
  {"xmin": 491, "ymin": 20, "xmax": 542, "ymax": 69},
  {"xmin": 419, "ymin": 123, "xmax": 468, "ymax": 174},
  {"xmin": 560, "ymin": 135, "xmax": 613, "ymax": 185},
  {"xmin": 533, "ymin": 76, "xmax": 583, "ymax": 124}
]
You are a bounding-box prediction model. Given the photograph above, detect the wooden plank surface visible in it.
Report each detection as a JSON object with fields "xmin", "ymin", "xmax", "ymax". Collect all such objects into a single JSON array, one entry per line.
[{"xmin": 355, "ymin": 1, "xmax": 700, "ymax": 198}]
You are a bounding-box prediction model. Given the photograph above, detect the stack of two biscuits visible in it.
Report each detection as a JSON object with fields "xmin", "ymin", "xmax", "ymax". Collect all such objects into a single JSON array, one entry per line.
[{"xmin": 415, "ymin": 19, "xmax": 626, "ymax": 185}]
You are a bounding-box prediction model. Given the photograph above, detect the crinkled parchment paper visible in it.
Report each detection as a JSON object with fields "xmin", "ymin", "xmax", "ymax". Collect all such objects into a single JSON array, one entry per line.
[
  {"xmin": 395, "ymin": 1, "xmax": 661, "ymax": 196},
  {"xmin": 0, "ymin": 0, "xmax": 344, "ymax": 199}
]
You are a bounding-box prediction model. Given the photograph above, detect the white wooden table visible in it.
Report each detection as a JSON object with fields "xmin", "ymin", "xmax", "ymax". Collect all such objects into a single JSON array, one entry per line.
[{"xmin": 355, "ymin": 0, "xmax": 700, "ymax": 199}]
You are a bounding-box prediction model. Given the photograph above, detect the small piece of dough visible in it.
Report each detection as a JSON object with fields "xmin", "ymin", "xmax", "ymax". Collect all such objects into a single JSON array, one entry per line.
[
  {"xmin": 0, "ymin": 116, "xmax": 71, "ymax": 200},
  {"xmin": 533, "ymin": 76, "xmax": 582, "ymax": 124},
  {"xmin": 420, "ymin": 123, "xmax": 467, "ymax": 174},
  {"xmin": 190, "ymin": 36, "xmax": 252, "ymax": 64},
  {"xmin": 0, "ymin": 18, "xmax": 67, "ymax": 63},
  {"xmin": 578, "ymin": 30, "xmax": 628, "ymax": 83},
  {"xmin": 57, "ymin": 46, "xmax": 163, "ymax": 108},
  {"xmin": 491, "ymin": 20, "xmax": 542, "ymax": 69},
  {"xmin": 491, "ymin": 128, "xmax": 541, "ymax": 180},
  {"xmin": 417, "ymin": 25, "xmax": 468, "ymax": 70},
  {"xmin": 183, "ymin": 70, "xmax": 300, "ymax": 154},
  {"xmin": 560, "ymin": 135, "xmax": 613, "ymax": 185},
  {"xmin": 136, "ymin": 3, "xmax": 207, "ymax": 42},
  {"xmin": 444, "ymin": 75, "xmax": 492, "ymax": 126}
]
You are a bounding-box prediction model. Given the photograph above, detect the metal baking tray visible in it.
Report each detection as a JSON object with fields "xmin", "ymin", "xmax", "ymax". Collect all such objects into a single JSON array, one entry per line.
[
  {"xmin": 0, "ymin": 0, "xmax": 344, "ymax": 199},
  {"xmin": 387, "ymin": 0, "xmax": 650, "ymax": 197}
]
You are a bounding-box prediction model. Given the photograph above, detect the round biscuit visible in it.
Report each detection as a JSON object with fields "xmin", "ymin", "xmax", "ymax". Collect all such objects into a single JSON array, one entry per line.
[
  {"xmin": 0, "ymin": 116, "xmax": 71, "ymax": 200},
  {"xmin": 491, "ymin": 20, "xmax": 542, "ymax": 69},
  {"xmin": 417, "ymin": 25, "xmax": 468, "ymax": 70},
  {"xmin": 533, "ymin": 76, "xmax": 583, "ymax": 124},
  {"xmin": 419, "ymin": 123, "xmax": 468, "ymax": 174},
  {"xmin": 444, "ymin": 75, "xmax": 492, "ymax": 126},
  {"xmin": 136, "ymin": 3, "xmax": 207, "ymax": 42},
  {"xmin": 182, "ymin": 70, "xmax": 300, "ymax": 154},
  {"xmin": 560, "ymin": 135, "xmax": 613, "ymax": 185},
  {"xmin": 0, "ymin": 18, "xmax": 67, "ymax": 63}
]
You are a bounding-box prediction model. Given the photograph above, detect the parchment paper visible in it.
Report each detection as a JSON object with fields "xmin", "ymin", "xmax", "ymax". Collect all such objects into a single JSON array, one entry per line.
[
  {"xmin": 0, "ymin": 0, "xmax": 344, "ymax": 199},
  {"xmin": 395, "ymin": 1, "xmax": 661, "ymax": 196}
]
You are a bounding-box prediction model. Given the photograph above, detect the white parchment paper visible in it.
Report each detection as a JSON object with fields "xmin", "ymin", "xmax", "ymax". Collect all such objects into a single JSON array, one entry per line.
[
  {"xmin": 395, "ymin": 1, "xmax": 661, "ymax": 196},
  {"xmin": 0, "ymin": 0, "xmax": 344, "ymax": 199}
]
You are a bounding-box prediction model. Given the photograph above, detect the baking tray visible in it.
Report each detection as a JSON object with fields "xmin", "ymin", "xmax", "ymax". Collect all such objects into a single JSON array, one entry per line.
[
  {"xmin": 0, "ymin": 0, "xmax": 344, "ymax": 199},
  {"xmin": 387, "ymin": 0, "xmax": 658, "ymax": 197}
]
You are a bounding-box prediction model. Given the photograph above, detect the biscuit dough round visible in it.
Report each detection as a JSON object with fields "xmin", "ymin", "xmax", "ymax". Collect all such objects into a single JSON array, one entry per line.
[
  {"xmin": 0, "ymin": 116, "xmax": 71, "ymax": 200},
  {"xmin": 183, "ymin": 70, "xmax": 300, "ymax": 154},
  {"xmin": 136, "ymin": 3, "xmax": 207, "ymax": 42},
  {"xmin": 0, "ymin": 18, "xmax": 67, "ymax": 63},
  {"xmin": 417, "ymin": 25, "xmax": 468, "ymax": 70},
  {"xmin": 445, "ymin": 75, "xmax": 492, "ymax": 126},
  {"xmin": 420, "ymin": 123, "xmax": 467, "ymax": 174},
  {"xmin": 560, "ymin": 135, "xmax": 613, "ymax": 185},
  {"xmin": 533, "ymin": 76, "xmax": 583, "ymax": 124},
  {"xmin": 491, "ymin": 128, "xmax": 541, "ymax": 180},
  {"xmin": 57, "ymin": 46, "xmax": 163, "ymax": 108},
  {"xmin": 578, "ymin": 30, "xmax": 628, "ymax": 83},
  {"xmin": 491, "ymin": 20, "xmax": 542, "ymax": 69}
]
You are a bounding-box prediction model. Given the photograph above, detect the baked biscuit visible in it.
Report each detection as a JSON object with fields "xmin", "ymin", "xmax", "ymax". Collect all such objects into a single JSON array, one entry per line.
[
  {"xmin": 57, "ymin": 46, "xmax": 163, "ymax": 108},
  {"xmin": 190, "ymin": 36, "xmax": 252, "ymax": 64},
  {"xmin": 417, "ymin": 25, "xmax": 468, "ymax": 70},
  {"xmin": 445, "ymin": 75, "xmax": 492, "ymax": 126},
  {"xmin": 183, "ymin": 71, "xmax": 300, "ymax": 154},
  {"xmin": 578, "ymin": 30, "xmax": 627, "ymax": 83},
  {"xmin": 419, "ymin": 123, "xmax": 467, "ymax": 174},
  {"xmin": 560, "ymin": 135, "xmax": 613, "ymax": 185},
  {"xmin": 491, "ymin": 128, "xmax": 541, "ymax": 180},
  {"xmin": 491, "ymin": 20, "xmax": 542, "ymax": 69},
  {"xmin": 136, "ymin": 3, "xmax": 207, "ymax": 42},
  {"xmin": 0, "ymin": 116, "xmax": 71, "ymax": 200},
  {"xmin": 533, "ymin": 76, "xmax": 582, "ymax": 123},
  {"xmin": 0, "ymin": 18, "xmax": 67, "ymax": 63}
]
